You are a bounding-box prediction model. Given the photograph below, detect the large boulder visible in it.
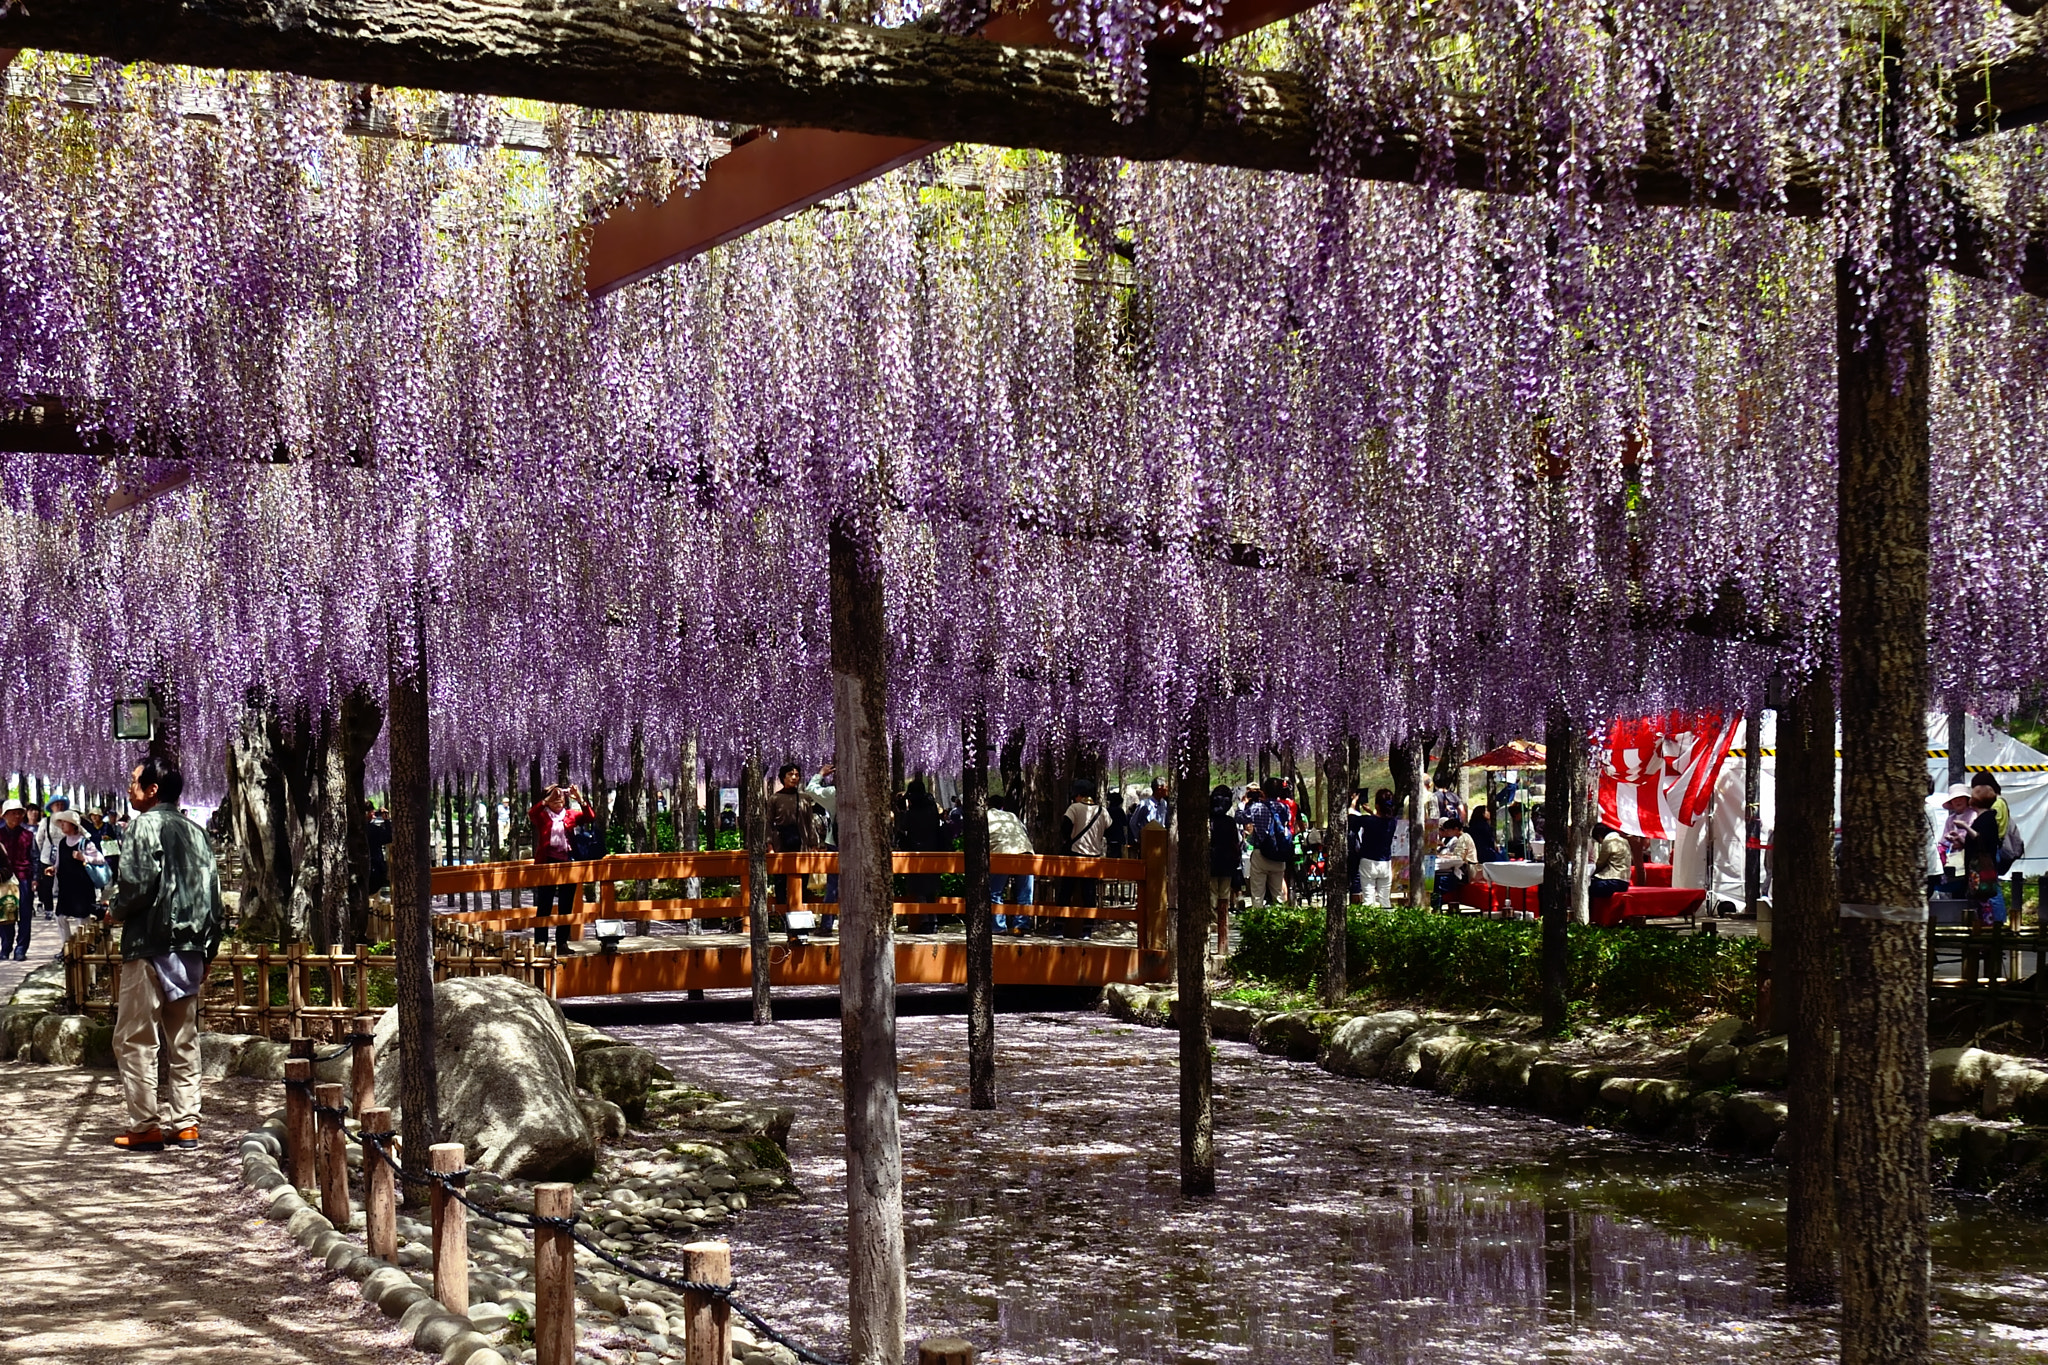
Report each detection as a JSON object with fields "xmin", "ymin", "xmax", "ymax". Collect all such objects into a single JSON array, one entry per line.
[
  {"xmin": 1207, "ymin": 1002, "xmax": 1264, "ymax": 1042},
  {"xmin": 1736, "ymin": 1036, "xmax": 1789, "ymax": 1088},
  {"xmin": 1726, "ymin": 1092, "xmax": 1789, "ymax": 1147},
  {"xmin": 1451, "ymin": 1041, "xmax": 1540, "ymax": 1104},
  {"xmin": 32, "ymin": 1014, "xmax": 113, "ymax": 1067},
  {"xmin": 1981, "ymin": 1056, "xmax": 2048, "ymax": 1122},
  {"xmin": 1, "ymin": 1005, "xmax": 47, "ymax": 1058},
  {"xmin": 373, "ymin": 977, "xmax": 596, "ymax": 1181},
  {"xmin": 1382, "ymin": 1024, "xmax": 1464, "ymax": 1087},
  {"xmin": 199, "ymin": 1032, "xmax": 260, "ymax": 1080},
  {"xmin": 9, "ymin": 960, "xmax": 67, "ymax": 1009},
  {"xmin": 1321, "ymin": 1011, "xmax": 1419, "ymax": 1079}
]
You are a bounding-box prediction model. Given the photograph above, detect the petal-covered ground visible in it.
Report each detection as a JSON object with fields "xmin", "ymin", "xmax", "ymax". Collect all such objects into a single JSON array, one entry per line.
[{"xmin": 610, "ymin": 998, "xmax": 2048, "ymax": 1365}]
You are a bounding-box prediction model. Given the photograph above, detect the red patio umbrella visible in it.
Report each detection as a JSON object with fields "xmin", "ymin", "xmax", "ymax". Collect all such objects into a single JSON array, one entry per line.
[{"xmin": 1464, "ymin": 740, "xmax": 1547, "ymax": 770}]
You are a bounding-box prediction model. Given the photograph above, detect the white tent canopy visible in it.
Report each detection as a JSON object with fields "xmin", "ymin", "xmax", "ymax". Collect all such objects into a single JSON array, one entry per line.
[{"xmin": 1679, "ymin": 711, "xmax": 2048, "ymax": 905}]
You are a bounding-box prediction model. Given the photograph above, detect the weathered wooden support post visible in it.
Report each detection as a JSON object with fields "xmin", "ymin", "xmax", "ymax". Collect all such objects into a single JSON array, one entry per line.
[
  {"xmin": 387, "ymin": 594, "xmax": 439, "ymax": 1205},
  {"xmin": 1778, "ymin": 665, "xmax": 1840, "ymax": 1305},
  {"xmin": 1835, "ymin": 230, "xmax": 1933, "ymax": 1365},
  {"xmin": 1174, "ymin": 686, "xmax": 1215, "ymax": 1195},
  {"xmin": 350, "ymin": 1011, "xmax": 377, "ymax": 1122},
  {"xmin": 533, "ymin": 1182, "xmax": 576, "ymax": 1365},
  {"xmin": 918, "ymin": 1339, "xmax": 975, "ymax": 1365},
  {"xmin": 829, "ymin": 517, "xmax": 906, "ymax": 1365},
  {"xmin": 743, "ymin": 752, "xmax": 771, "ymax": 1024},
  {"xmin": 1320, "ymin": 744, "xmax": 1347, "ymax": 1005},
  {"xmin": 1539, "ymin": 708, "xmax": 1582, "ymax": 1034},
  {"xmin": 680, "ymin": 1241, "xmax": 732, "ymax": 1365},
  {"xmin": 285, "ymin": 1056, "xmax": 316, "ymax": 1190},
  {"xmin": 430, "ymin": 1142, "xmax": 469, "ymax": 1314},
  {"xmin": 315, "ymin": 1081, "xmax": 350, "ymax": 1226},
  {"xmin": 963, "ymin": 705, "xmax": 994, "ymax": 1110},
  {"xmin": 362, "ymin": 1106, "xmax": 397, "ymax": 1259}
]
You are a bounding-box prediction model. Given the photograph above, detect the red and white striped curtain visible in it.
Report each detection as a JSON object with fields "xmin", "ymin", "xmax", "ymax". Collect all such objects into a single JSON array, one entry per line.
[{"xmin": 1597, "ymin": 711, "xmax": 1742, "ymax": 839}]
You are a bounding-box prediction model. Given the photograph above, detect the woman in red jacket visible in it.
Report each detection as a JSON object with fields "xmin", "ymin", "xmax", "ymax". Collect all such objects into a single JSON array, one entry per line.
[{"xmin": 527, "ymin": 785, "xmax": 593, "ymax": 950}]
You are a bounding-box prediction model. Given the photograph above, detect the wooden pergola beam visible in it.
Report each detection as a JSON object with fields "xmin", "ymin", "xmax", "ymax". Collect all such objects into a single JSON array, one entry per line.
[{"xmin": 583, "ymin": 0, "xmax": 1324, "ymax": 295}]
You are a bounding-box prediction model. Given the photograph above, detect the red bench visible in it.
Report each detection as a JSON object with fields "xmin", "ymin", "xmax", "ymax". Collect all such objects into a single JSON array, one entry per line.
[{"xmin": 1590, "ymin": 886, "xmax": 1705, "ymax": 925}]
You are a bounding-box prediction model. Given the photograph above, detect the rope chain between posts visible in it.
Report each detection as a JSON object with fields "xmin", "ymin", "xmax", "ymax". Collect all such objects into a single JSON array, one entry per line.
[{"xmin": 286, "ymin": 1090, "xmax": 842, "ymax": 1365}]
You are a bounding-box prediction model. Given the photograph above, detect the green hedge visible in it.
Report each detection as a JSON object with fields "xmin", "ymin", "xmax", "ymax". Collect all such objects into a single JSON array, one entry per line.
[{"xmin": 1230, "ymin": 904, "xmax": 1756, "ymax": 1021}]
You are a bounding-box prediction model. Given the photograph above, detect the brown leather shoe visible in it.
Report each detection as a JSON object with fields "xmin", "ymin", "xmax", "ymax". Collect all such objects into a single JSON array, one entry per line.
[
  {"xmin": 114, "ymin": 1127, "xmax": 165, "ymax": 1152},
  {"xmin": 171, "ymin": 1126, "xmax": 199, "ymax": 1150}
]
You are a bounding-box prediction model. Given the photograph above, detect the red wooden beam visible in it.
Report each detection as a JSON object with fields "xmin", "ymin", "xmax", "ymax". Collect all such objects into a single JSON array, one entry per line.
[{"xmin": 582, "ymin": 0, "xmax": 1320, "ymax": 296}]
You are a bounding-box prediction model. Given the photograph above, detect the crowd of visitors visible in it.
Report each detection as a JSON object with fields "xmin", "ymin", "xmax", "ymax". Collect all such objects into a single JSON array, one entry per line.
[{"xmin": 0, "ymin": 790, "xmax": 128, "ymax": 960}]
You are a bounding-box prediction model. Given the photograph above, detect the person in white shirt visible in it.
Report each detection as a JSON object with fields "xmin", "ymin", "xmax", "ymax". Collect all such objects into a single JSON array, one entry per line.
[
  {"xmin": 986, "ymin": 792, "xmax": 1036, "ymax": 934},
  {"xmin": 805, "ymin": 763, "xmax": 839, "ymax": 934},
  {"xmin": 1056, "ymin": 780, "xmax": 1111, "ymax": 939},
  {"xmin": 1433, "ymin": 816, "xmax": 1478, "ymax": 909}
]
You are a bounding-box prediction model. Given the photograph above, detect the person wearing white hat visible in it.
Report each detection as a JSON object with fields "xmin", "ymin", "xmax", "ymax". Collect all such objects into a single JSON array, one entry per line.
[
  {"xmin": 0, "ymin": 800, "xmax": 32, "ymax": 960},
  {"xmin": 47, "ymin": 807, "xmax": 109, "ymax": 937},
  {"xmin": 1933, "ymin": 783, "xmax": 1977, "ymax": 895}
]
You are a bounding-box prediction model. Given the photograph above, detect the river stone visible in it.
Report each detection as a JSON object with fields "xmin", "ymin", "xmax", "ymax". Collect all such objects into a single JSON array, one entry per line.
[
  {"xmin": 373, "ymin": 976, "xmax": 596, "ymax": 1182},
  {"xmin": 577, "ymin": 1042, "xmax": 670, "ymax": 1121},
  {"xmin": 1, "ymin": 1005, "xmax": 46, "ymax": 1057},
  {"xmin": 1321, "ymin": 1011, "xmax": 1419, "ymax": 1079},
  {"xmin": 364, "ymin": 1267, "xmax": 414, "ymax": 1303},
  {"xmin": 1453, "ymin": 1041, "xmax": 1539, "ymax": 1103},
  {"xmin": 466, "ymin": 1303, "xmax": 513, "ymax": 1334},
  {"xmin": 414, "ymin": 1312, "xmax": 477, "ymax": 1353},
  {"xmin": 1726, "ymin": 1092, "xmax": 1789, "ymax": 1146},
  {"xmin": 1628, "ymin": 1078, "xmax": 1691, "ymax": 1129},
  {"xmin": 8, "ymin": 959, "xmax": 67, "ymax": 1008},
  {"xmin": 1686, "ymin": 1014, "xmax": 1752, "ymax": 1062},
  {"xmin": 580, "ymin": 1093, "xmax": 628, "ymax": 1141},
  {"xmin": 1382, "ymin": 1024, "xmax": 1463, "ymax": 1087},
  {"xmin": 1207, "ymin": 1002, "xmax": 1264, "ymax": 1042},
  {"xmin": 1736, "ymin": 1036, "xmax": 1789, "ymax": 1088},
  {"xmin": 236, "ymin": 1039, "xmax": 293, "ymax": 1081},
  {"xmin": 31, "ymin": 1015, "xmax": 101, "ymax": 1064},
  {"xmin": 1929, "ymin": 1047, "xmax": 1997, "ymax": 1111},
  {"xmin": 1251, "ymin": 1012, "xmax": 1324, "ymax": 1061},
  {"xmin": 1690, "ymin": 1045, "xmax": 1740, "ymax": 1087}
]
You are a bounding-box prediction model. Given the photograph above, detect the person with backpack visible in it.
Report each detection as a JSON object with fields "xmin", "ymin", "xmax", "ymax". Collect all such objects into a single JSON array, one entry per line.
[
  {"xmin": 1964, "ymin": 782, "xmax": 2010, "ymax": 926},
  {"xmin": 1973, "ymin": 771, "xmax": 2025, "ymax": 875},
  {"xmin": 527, "ymin": 783, "xmax": 594, "ymax": 950},
  {"xmin": 1056, "ymin": 779, "xmax": 1111, "ymax": 938},
  {"xmin": 1207, "ymin": 785, "xmax": 1243, "ymax": 921},
  {"xmin": 1239, "ymin": 778, "xmax": 1293, "ymax": 906}
]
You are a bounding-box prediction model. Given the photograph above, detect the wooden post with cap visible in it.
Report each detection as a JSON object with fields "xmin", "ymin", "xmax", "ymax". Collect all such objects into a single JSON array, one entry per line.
[
  {"xmin": 315, "ymin": 1081, "xmax": 350, "ymax": 1226},
  {"xmin": 429, "ymin": 1142, "xmax": 469, "ymax": 1314},
  {"xmin": 362, "ymin": 1105, "xmax": 397, "ymax": 1259},
  {"xmin": 284, "ymin": 1057, "xmax": 316, "ymax": 1190},
  {"xmin": 533, "ymin": 1183, "xmax": 576, "ymax": 1365},
  {"xmin": 917, "ymin": 1339, "xmax": 975, "ymax": 1365},
  {"xmin": 680, "ymin": 1241, "xmax": 731, "ymax": 1365},
  {"xmin": 350, "ymin": 1012, "xmax": 378, "ymax": 1120}
]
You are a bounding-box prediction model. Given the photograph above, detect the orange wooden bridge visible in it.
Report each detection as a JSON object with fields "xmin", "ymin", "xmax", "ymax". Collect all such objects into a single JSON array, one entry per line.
[{"xmin": 426, "ymin": 830, "xmax": 1175, "ymax": 999}]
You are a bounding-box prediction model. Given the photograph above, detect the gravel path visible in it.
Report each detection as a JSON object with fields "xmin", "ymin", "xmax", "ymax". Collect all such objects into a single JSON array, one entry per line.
[{"xmin": 0, "ymin": 1064, "xmax": 418, "ymax": 1365}]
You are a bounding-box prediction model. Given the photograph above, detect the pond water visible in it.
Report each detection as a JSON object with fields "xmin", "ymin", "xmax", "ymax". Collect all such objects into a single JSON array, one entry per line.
[{"xmin": 605, "ymin": 1003, "xmax": 2048, "ymax": 1364}]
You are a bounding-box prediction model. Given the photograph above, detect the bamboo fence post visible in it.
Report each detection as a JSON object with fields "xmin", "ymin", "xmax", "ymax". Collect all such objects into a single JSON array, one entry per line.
[
  {"xmin": 533, "ymin": 1183, "xmax": 576, "ymax": 1365},
  {"xmin": 363, "ymin": 1106, "xmax": 397, "ymax": 1259},
  {"xmin": 284, "ymin": 1057, "xmax": 316, "ymax": 1190},
  {"xmin": 258, "ymin": 946, "xmax": 274, "ymax": 1037},
  {"xmin": 681, "ymin": 1241, "xmax": 732, "ymax": 1365},
  {"xmin": 430, "ymin": 1142, "xmax": 469, "ymax": 1314},
  {"xmin": 351, "ymin": 1012, "xmax": 378, "ymax": 1119},
  {"xmin": 316, "ymin": 1081, "xmax": 351, "ymax": 1226},
  {"xmin": 918, "ymin": 1339, "xmax": 975, "ymax": 1365}
]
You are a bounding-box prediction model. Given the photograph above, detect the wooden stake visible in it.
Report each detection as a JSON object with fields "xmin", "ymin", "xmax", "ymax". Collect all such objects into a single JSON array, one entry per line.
[
  {"xmin": 388, "ymin": 595, "xmax": 440, "ymax": 1207},
  {"xmin": 362, "ymin": 1106, "xmax": 396, "ymax": 1259},
  {"xmin": 350, "ymin": 1011, "xmax": 378, "ymax": 1121},
  {"xmin": 533, "ymin": 1183, "xmax": 576, "ymax": 1365},
  {"xmin": 284, "ymin": 1058, "xmax": 316, "ymax": 1190},
  {"xmin": 917, "ymin": 1339, "xmax": 975, "ymax": 1365},
  {"xmin": 743, "ymin": 752, "xmax": 771, "ymax": 1023},
  {"xmin": 680, "ymin": 1241, "xmax": 732, "ymax": 1365},
  {"xmin": 315, "ymin": 1081, "xmax": 351, "ymax": 1226},
  {"xmin": 429, "ymin": 1142, "xmax": 469, "ymax": 1314}
]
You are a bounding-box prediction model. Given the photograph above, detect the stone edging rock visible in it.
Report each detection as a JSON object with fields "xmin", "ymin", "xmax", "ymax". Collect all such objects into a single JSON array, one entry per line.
[{"xmin": 236, "ymin": 1117, "xmax": 513, "ymax": 1365}]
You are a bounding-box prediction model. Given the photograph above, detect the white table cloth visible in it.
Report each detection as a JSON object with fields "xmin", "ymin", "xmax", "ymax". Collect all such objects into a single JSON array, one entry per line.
[{"xmin": 1474, "ymin": 860, "xmax": 1546, "ymax": 889}]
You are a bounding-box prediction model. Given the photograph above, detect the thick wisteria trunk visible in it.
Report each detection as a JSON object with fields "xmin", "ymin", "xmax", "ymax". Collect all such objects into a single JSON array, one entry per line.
[
  {"xmin": 998, "ymin": 726, "xmax": 1025, "ymax": 809},
  {"xmin": 589, "ymin": 733, "xmax": 609, "ymax": 853},
  {"xmin": 963, "ymin": 706, "xmax": 994, "ymax": 1110},
  {"xmin": 619, "ymin": 723, "xmax": 648, "ymax": 918},
  {"xmin": 1779, "ymin": 664, "xmax": 1840, "ymax": 1305},
  {"xmin": 1320, "ymin": 746, "xmax": 1347, "ymax": 1006},
  {"xmin": 679, "ymin": 733, "xmax": 701, "ymax": 905},
  {"xmin": 744, "ymin": 752, "xmax": 771, "ymax": 1024},
  {"xmin": 1834, "ymin": 251, "xmax": 1932, "ymax": 1365},
  {"xmin": 228, "ymin": 698, "xmax": 296, "ymax": 942},
  {"xmin": 1175, "ymin": 687, "xmax": 1215, "ymax": 1196},
  {"xmin": 829, "ymin": 519, "xmax": 904, "ymax": 1365},
  {"xmin": 1539, "ymin": 708, "xmax": 1580, "ymax": 1034},
  {"xmin": 1947, "ymin": 705, "xmax": 1967, "ymax": 788},
  {"xmin": 335, "ymin": 685, "xmax": 383, "ymax": 946},
  {"xmin": 387, "ymin": 602, "xmax": 438, "ymax": 1204}
]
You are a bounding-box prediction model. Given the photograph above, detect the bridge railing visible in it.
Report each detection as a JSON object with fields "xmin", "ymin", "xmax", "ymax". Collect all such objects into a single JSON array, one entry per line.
[{"xmin": 428, "ymin": 827, "xmax": 1173, "ymax": 954}]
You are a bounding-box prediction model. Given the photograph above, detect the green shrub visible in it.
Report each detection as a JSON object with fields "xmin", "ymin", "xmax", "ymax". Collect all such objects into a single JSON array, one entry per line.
[{"xmin": 1230, "ymin": 904, "xmax": 1756, "ymax": 1022}]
